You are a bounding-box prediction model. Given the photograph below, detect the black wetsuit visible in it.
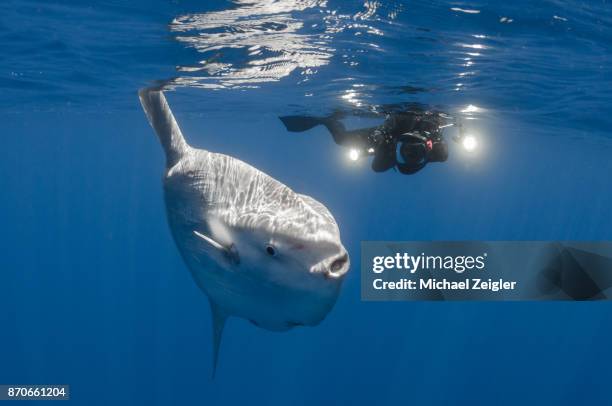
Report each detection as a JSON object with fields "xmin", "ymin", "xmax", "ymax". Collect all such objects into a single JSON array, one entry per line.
[{"xmin": 314, "ymin": 111, "xmax": 446, "ymax": 173}]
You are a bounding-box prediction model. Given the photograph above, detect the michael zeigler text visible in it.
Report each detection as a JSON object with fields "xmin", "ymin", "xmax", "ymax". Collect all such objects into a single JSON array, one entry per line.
[{"xmin": 371, "ymin": 252, "xmax": 518, "ymax": 293}]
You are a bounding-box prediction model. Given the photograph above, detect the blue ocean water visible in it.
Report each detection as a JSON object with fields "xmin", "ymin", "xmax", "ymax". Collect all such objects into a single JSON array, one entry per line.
[{"xmin": 1, "ymin": 0, "xmax": 612, "ymax": 404}]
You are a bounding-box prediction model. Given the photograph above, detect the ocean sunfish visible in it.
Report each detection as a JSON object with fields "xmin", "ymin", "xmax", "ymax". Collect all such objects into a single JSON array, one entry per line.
[{"xmin": 138, "ymin": 89, "xmax": 350, "ymax": 374}]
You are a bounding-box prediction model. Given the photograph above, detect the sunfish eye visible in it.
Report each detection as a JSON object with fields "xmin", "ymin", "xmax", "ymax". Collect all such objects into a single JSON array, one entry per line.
[{"xmin": 265, "ymin": 244, "xmax": 277, "ymax": 256}]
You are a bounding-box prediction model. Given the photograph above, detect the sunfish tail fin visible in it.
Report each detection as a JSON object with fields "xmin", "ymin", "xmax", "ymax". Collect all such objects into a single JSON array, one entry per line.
[
  {"xmin": 279, "ymin": 115, "xmax": 326, "ymax": 133},
  {"xmin": 209, "ymin": 300, "xmax": 228, "ymax": 379},
  {"xmin": 138, "ymin": 88, "xmax": 189, "ymax": 168}
]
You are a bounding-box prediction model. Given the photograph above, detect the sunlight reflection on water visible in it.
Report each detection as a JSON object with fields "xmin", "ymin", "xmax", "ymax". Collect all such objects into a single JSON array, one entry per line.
[{"xmin": 167, "ymin": 0, "xmax": 385, "ymax": 90}]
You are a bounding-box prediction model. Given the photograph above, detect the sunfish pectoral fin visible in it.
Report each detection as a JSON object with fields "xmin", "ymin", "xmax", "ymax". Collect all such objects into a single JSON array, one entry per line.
[
  {"xmin": 193, "ymin": 230, "xmax": 240, "ymax": 265},
  {"xmin": 209, "ymin": 299, "xmax": 228, "ymax": 379},
  {"xmin": 194, "ymin": 230, "xmax": 225, "ymax": 250}
]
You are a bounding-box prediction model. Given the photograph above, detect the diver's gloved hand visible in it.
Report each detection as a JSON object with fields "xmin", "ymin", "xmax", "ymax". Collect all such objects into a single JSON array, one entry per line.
[{"xmin": 371, "ymin": 142, "xmax": 397, "ymax": 172}]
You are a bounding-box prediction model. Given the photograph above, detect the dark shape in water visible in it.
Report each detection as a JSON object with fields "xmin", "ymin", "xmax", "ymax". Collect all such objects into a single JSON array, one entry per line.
[
  {"xmin": 537, "ymin": 244, "xmax": 612, "ymax": 300},
  {"xmin": 392, "ymin": 85, "xmax": 428, "ymax": 94},
  {"xmin": 280, "ymin": 107, "xmax": 449, "ymax": 175}
]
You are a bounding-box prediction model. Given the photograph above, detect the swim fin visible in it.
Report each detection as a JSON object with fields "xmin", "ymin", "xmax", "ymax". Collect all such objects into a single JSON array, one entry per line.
[{"xmin": 279, "ymin": 115, "xmax": 325, "ymax": 132}]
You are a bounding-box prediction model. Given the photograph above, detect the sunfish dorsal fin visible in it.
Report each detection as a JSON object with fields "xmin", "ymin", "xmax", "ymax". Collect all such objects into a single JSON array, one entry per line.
[
  {"xmin": 209, "ymin": 300, "xmax": 228, "ymax": 379},
  {"xmin": 138, "ymin": 88, "xmax": 190, "ymax": 168}
]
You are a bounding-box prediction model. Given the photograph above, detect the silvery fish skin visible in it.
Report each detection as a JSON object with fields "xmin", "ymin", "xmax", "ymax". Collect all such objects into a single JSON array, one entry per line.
[{"xmin": 139, "ymin": 89, "xmax": 350, "ymax": 373}]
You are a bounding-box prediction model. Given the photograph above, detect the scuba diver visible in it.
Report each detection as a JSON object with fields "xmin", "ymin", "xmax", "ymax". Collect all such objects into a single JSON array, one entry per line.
[{"xmin": 280, "ymin": 108, "xmax": 449, "ymax": 175}]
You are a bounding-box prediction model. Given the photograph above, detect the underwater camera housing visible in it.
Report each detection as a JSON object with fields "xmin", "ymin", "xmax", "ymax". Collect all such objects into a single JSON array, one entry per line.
[{"xmin": 396, "ymin": 132, "xmax": 448, "ymax": 165}]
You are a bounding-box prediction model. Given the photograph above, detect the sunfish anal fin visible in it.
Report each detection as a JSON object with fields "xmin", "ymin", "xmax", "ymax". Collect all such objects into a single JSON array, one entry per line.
[{"xmin": 209, "ymin": 299, "xmax": 227, "ymax": 379}]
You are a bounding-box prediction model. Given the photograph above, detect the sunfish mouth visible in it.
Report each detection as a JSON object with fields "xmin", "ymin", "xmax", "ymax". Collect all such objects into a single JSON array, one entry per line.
[{"xmin": 312, "ymin": 251, "xmax": 350, "ymax": 279}]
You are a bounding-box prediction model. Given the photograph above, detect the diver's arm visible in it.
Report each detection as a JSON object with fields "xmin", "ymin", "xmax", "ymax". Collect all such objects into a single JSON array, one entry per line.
[{"xmin": 370, "ymin": 142, "xmax": 396, "ymax": 172}]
